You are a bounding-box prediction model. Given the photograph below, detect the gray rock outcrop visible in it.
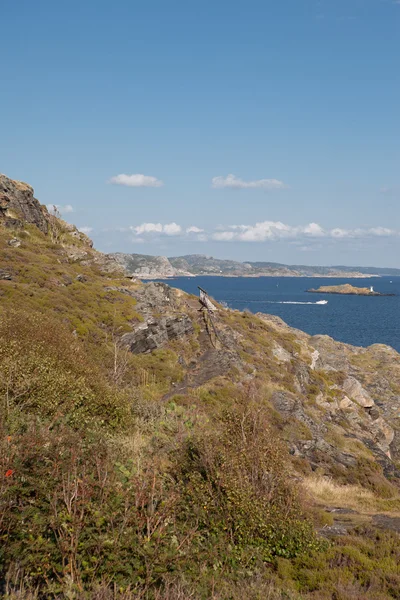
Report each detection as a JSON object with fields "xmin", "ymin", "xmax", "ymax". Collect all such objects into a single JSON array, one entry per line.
[
  {"xmin": 342, "ymin": 376, "xmax": 374, "ymax": 408},
  {"xmin": 0, "ymin": 174, "xmax": 49, "ymax": 233},
  {"xmin": 122, "ymin": 315, "xmax": 194, "ymax": 354}
]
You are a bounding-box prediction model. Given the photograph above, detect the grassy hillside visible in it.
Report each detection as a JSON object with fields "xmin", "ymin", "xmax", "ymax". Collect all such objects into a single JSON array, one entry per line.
[{"xmin": 2, "ymin": 178, "xmax": 400, "ymax": 599}]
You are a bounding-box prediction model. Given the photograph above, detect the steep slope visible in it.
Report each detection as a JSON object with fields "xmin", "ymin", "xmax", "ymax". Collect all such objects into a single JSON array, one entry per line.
[{"xmin": 2, "ymin": 174, "xmax": 400, "ymax": 599}]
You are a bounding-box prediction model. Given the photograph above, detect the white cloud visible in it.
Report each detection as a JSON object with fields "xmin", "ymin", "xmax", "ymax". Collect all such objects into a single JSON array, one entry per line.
[
  {"xmin": 211, "ymin": 174, "xmax": 288, "ymax": 191},
  {"xmin": 125, "ymin": 219, "xmax": 399, "ymax": 245},
  {"xmin": 163, "ymin": 222, "xmax": 182, "ymax": 236},
  {"xmin": 186, "ymin": 226, "xmax": 204, "ymax": 234},
  {"xmin": 132, "ymin": 223, "xmax": 163, "ymax": 235},
  {"xmin": 109, "ymin": 173, "xmax": 164, "ymax": 188},
  {"xmin": 329, "ymin": 226, "xmax": 396, "ymax": 239},
  {"xmin": 212, "ymin": 221, "xmax": 310, "ymax": 242},
  {"xmin": 78, "ymin": 226, "xmax": 93, "ymax": 234},
  {"xmin": 330, "ymin": 228, "xmax": 350, "ymax": 239},
  {"xmin": 368, "ymin": 227, "xmax": 394, "ymax": 236},
  {"xmin": 303, "ymin": 222, "xmax": 325, "ymax": 236},
  {"xmin": 211, "ymin": 221, "xmax": 399, "ymax": 243},
  {"xmin": 131, "ymin": 222, "xmax": 181, "ymax": 237},
  {"xmin": 46, "ymin": 204, "xmax": 74, "ymax": 215}
]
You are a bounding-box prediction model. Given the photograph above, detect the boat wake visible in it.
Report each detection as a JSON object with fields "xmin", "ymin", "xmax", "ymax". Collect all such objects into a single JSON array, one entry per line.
[
  {"xmin": 266, "ymin": 300, "xmax": 328, "ymax": 305},
  {"xmin": 229, "ymin": 300, "xmax": 328, "ymax": 306}
]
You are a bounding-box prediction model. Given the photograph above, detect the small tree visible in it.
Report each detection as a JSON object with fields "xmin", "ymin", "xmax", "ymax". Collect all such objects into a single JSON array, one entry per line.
[{"xmin": 48, "ymin": 205, "xmax": 63, "ymax": 244}]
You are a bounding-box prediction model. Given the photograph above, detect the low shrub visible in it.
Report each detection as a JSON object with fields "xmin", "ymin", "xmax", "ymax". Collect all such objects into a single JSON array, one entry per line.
[{"xmin": 178, "ymin": 404, "xmax": 323, "ymax": 564}]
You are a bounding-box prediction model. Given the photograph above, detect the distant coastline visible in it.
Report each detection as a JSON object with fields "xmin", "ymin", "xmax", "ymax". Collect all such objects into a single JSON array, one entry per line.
[
  {"xmin": 109, "ymin": 252, "xmax": 397, "ymax": 280},
  {"xmin": 148, "ymin": 273, "xmax": 378, "ymax": 280}
]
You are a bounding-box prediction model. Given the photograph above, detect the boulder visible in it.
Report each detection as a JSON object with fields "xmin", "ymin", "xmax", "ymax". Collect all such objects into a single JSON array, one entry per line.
[{"xmin": 342, "ymin": 377, "xmax": 374, "ymax": 408}]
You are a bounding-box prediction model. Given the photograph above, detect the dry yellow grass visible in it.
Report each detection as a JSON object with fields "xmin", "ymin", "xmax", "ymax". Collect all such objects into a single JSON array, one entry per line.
[{"xmin": 303, "ymin": 475, "xmax": 400, "ymax": 512}]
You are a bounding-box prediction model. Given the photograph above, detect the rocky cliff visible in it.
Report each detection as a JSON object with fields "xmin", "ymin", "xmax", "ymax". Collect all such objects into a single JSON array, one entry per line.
[{"xmin": 0, "ymin": 173, "xmax": 49, "ymax": 233}]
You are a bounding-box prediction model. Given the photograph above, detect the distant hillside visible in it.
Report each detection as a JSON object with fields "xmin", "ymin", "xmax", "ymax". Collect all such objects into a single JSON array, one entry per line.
[
  {"xmin": 248, "ymin": 262, "xmax": 400, "ymax": 277},
  {"xmin": 108, "ymin": 252, "xmax": 397, "ymax": 279},
  {"xmin": 329, "ymin": 265, "xmax": 400, "ymax": 276}
]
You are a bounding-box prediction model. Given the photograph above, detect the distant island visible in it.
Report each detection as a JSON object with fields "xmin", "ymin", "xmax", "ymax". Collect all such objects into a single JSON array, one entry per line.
[
  {"xmin": 108, "ymin": 253, "xmax": 400, "ymax": 280},
  {"xmin": 307, "ymin": 284, "xmax": 395, "ymax": 296}
]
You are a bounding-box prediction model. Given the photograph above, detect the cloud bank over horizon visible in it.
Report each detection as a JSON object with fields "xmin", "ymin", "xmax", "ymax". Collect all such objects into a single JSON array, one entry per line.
[{"xmin": 124, "ymin": 219, "xmax": 399, "ymax": 244}]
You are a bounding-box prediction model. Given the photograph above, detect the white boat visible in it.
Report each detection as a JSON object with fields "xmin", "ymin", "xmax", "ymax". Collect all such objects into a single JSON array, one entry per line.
[{"xmin": 316, "ymin": 300, "xmax": 328, "ymax": 305}]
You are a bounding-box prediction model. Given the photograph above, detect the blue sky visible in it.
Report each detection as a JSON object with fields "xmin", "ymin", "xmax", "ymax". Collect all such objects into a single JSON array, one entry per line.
[{"xmin": 1, "ymin": 0, "xmax": 400, "ymax": 266}]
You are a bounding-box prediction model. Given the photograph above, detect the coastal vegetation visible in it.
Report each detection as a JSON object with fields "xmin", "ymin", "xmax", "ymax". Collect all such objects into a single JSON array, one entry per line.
[{"xmin": 2, "ymin": 174, "xmax": 400, "ymax": 598}]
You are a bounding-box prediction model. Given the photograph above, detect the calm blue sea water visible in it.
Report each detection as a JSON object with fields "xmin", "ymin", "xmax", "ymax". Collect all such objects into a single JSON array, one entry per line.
[{"xmin": 152, "ymin": 276, "xmax": 400, "ymax": 352}]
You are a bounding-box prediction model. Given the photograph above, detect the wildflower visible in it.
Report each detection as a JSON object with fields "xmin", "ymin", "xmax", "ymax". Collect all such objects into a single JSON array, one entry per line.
[{"xmin": 5, "ymin": 469, "xmax": 14, "ymax": 478}]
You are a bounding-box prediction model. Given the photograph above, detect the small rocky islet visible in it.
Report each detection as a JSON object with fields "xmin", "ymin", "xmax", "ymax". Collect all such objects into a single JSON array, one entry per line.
[{"xmin": 307, "ymin": 283, "xmax": 396, "ymax": 296}]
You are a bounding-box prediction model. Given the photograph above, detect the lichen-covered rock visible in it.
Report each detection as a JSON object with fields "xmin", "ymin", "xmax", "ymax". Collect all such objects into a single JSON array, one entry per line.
[
  {"xmin": 272, "ymin": 342, "xmax": 291, "ymax": 363},
  {"xmin": 122, "ymin": 315, "xmax": 194, "ymax": 354},
  {"xmin": 271, "ymin": 390, "xmax": 323, "ymax": 437},
  {"xmin": 309, "ymin": 335, "xmax": 354, "ymax": 372},
  {"xmin": 342, "ymin": 376, "xmax": 374, "ymax": 408},
  {"xmin": 133, "ymin": 282, "xmax": 178, "ymax": 315},
  {"xmin": 254, "ymin": 314, "xmax": 400, "ymax": 469},
  {"xmin": 0, "ymin": 174, "xmax": 49, "ymax": 233},
  {"xmin": 66, "ymin": 248, "xmax": 89, "ymax": 261}
]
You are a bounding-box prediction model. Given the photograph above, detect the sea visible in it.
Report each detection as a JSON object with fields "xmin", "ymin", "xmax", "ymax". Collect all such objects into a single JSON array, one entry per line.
[{"xmin": 151, "ymin": 276, "xmax": 400, "ymax": 353}]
